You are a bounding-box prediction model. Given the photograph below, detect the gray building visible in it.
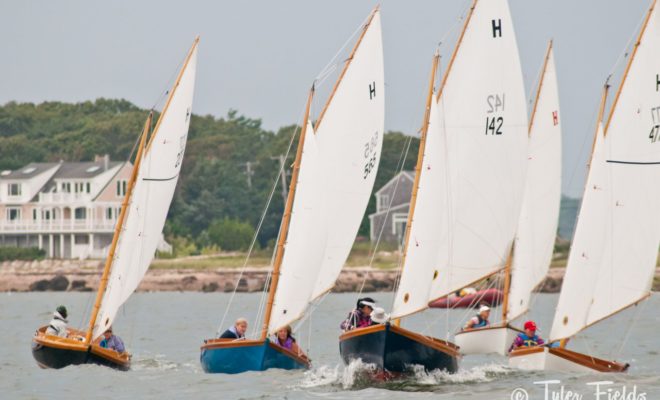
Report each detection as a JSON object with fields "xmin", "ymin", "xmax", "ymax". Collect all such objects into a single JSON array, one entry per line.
[{"xmin": 368, "ymin": 171, "xmax": 414, "ymax": 244}]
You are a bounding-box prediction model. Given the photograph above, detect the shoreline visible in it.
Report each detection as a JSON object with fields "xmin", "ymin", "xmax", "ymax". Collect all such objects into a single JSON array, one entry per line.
[{"xmin": 2, "ymin": 259, "xmax": 659, "ymax": 293}]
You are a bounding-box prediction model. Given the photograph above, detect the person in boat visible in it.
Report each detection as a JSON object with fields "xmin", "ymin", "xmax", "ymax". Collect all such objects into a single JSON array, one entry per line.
[
  {"xmin": 370, "ymin": 307, "xmax": 389, "ymax": 325},
  {"xmin": 100, "ymin": 326, "xmax": 126, "ymax": 353},
  {"xmin": 509, "ymin": 320, "xmax": 545, "ymax": 352},
  {"xmin": 340, "ymin": 297, "xmax": 376, "ymax": 331},
  {"xmin": 45, "ymin": 305, "xmax": 69, "ymax": 337},
  {"xmin": 274, "ymin": 325, "xmax": 307, "ymax": 359},
  {"xmin": 463, "ymin": 305, "xmax": 491, "ymax": 331},
  {"xmin": 219, "ymin": 317, "xmax": 248, "ymax": 339}
]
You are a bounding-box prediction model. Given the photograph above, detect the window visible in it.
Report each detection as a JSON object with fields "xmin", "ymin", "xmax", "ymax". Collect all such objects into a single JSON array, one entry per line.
[
  {"xmin": 86, "ymin": 182, "xmax": 91, "ymax": 193},
  {"xmin": 116, "ymin": 180, "xmax": 127, "ymax": 196},
  {"xmin": 61, "ymin": 182, "xmax": 71, "ymax": 193},
  {"xmin": 32, "ymin": 209, "xmax": 38, "ymax": 220},
  {"xmin": 74, "ymin": 207, "xmax": 87, "ymax": 220},
  {"xmin": 42, "ymin": 210, "xmax": 51, "ymax": 220},
  {"xmin": 106, "ymin": 207, "xmax": 113, "ymax": 220},
  {"xmin": 391, "ymin": 213, "xmax": 408, "ymax": 240},
  {"xmin": 378, "ymin": 194, "xmax": 390, "ymax": 211},
  {"xmin": 6, "ymin": 208, "xmax": 21, "ymax": 221},
  {"xmin": 74, "ymin": 235, "xmax": 89, "ymax": 245},
  {"xmin": 8, "ymin": 183, "xmax": 21, "ymax": 196}
]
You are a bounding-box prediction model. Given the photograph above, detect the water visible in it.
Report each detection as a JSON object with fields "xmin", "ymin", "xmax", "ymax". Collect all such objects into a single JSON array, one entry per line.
[{"xmin": 1, "ymin": 292, "xmax": 658, "ymax": 399}]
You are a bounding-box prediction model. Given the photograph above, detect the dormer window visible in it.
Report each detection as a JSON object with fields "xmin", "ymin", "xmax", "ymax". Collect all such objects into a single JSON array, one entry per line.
[
  {"xmin": 22, "ymin": 167, "xmax": 36, "ymax": 174},
  {"xmin": 116, "ymin": 180, "xmax": 127, "ymax": 197},
  {"xmin": 8, "ymin": 183, "xmax": 21, "ymax": 196},
  {"xmin": 378, "ymin": 194, "xmax": 390, "ymax": 211}
]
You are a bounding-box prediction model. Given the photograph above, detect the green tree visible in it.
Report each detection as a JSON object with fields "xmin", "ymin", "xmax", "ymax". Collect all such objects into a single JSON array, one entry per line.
[{"xmin": 206, "ymin": 218, "xmax": 255, "ymax": 251}]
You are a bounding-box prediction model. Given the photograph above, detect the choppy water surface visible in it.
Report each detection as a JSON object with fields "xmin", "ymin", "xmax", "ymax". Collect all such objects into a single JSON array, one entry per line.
[{"xmin": 1, "ymin": 292, "xmax": 658, "ymax": 399}]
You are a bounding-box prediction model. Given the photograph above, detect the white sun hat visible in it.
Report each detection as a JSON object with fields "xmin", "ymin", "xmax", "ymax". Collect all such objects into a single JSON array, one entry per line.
[{"xmin": 370, "ymin": 307, "xmax": 389, "ymax": 324}]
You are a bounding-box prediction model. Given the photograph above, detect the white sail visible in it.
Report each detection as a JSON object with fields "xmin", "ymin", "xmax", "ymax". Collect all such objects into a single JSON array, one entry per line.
[
  {"xmin": 268, "ymin": 12, "xmax": 384, "ymax": 333},
  {"xmin": 507, "ymin": 46, "xmax": 562, "ymax": 322},
  {"xmin": 391, "ymin": 99, "xmax": 448, "ymax": 319},
  {"xmin": 93, "ymin": 44, "xmax": 197, "ymax": 339},
  {"xmin": 429, "ymin": 0, "xmax": 529, "ymax": 301},
  {"xmin": 551, "ymin": 4, "xmax": 660, "ymax": 341}
]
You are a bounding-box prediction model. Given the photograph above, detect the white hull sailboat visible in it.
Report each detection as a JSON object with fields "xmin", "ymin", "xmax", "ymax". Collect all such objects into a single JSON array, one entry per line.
[
  {"xmin": 510, "ymin": 0, "xmax": 660, "ymax": 372},
  {"xmin": 455, "ymin": 40, "xmax": 562, "ymax": 356}
]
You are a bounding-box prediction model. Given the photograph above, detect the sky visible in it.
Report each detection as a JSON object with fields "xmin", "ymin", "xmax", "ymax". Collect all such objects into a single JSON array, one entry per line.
[{"xmin": 0, "ymin": 0, "xmax": 651, "ymax": 197}]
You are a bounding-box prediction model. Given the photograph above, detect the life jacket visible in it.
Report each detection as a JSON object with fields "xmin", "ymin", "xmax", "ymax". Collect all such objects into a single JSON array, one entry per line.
[
  {"xmin": 278, "ymin": 337, "xmax": 293, "ymax": 350},
  {"xmin": 517, "ymin": 333, "xmax": 540, "ymax": 347},
  {"xmin": 473, "ymin": 314, "xmax": 489, "ymax": 328}
]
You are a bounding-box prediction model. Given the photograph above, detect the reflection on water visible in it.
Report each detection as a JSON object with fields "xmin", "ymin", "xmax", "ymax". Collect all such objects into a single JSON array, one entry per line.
[{"xmin": 1, "ymin": 292, "xmax": 658, "ymax": 399}]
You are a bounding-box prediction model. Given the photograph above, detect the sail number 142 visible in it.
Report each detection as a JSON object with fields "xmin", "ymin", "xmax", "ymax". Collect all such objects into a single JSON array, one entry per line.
[{"xmin": 485, "ymin": 93, "xmax": 505, "ymax": 135}]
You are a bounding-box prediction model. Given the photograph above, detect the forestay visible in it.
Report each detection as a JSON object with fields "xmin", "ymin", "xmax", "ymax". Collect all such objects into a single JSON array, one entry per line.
[
  {"xmin": 268, "ymin": 12, "xmax": 384, "ymax": 333},
  {"xmin": 429, "ymin": 0, "xmax": 529, "ymax": 301},
  {"xmin": 506, "ymin": 46, "xmax": 562, "ymax": 322},
  {"xmin": 93, "ymin": 45, "xmax": 198, "ymax": 340},
  {"xmin": 551, "ymin": 4, "xmax": 660, "ymax": 341}
]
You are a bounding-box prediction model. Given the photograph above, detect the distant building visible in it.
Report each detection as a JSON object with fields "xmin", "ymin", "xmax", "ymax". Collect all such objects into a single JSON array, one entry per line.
[
  {"xmin": 368, "ymin": 171, "xmax": 414, "ymax": 244},
  {"xmin": 0, "ymin": 155, "xmax": 132, "ymax": 259}
]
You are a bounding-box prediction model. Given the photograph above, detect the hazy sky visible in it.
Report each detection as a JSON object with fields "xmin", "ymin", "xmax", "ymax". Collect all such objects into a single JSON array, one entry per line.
[{"xmin": 0, "ymin": 0, "xmax": 651, "ymax": 197}]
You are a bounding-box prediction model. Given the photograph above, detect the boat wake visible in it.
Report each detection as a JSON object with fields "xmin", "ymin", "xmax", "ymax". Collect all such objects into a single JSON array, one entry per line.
[
  {"xmin": 131, "ymin": 354, "xmax": 182, "ymax": 372},
  {"xmin": 298, "ymin": 360, "xmax": 513, "ymax": 391}
]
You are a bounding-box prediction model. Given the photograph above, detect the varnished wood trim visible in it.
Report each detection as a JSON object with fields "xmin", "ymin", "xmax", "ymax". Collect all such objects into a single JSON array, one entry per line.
[
  {"xmin": 266, "ymin": 341, "xmax": 310, "ymax": 367},
  {"xmin": 89, "ymin": 344, "xmax": 131, "ymax": 366},
  {"xmin": 200, "ymin": 338, "xmax": 264, "ymax": 351},
  {"xmin": 508, "ymin": 346, "xmax": 545, "ymax": 357},
  {"xmin": 528, "ymin": 40, "xmax": 554, "ymax": 135},
  {"xmin": 315, "ymin": 6, "xmax": 379, "ymax": 130},
  {"xmin": 338, "ymin": 323, "xmax": 387, "ymax": 341},
  {"xmin": 548, "ymin": 347, "xmax": 628, "ymax": 373},
  {"xmin": 604, "ymin": 0, "xmax": 657, "ymax": 135}
]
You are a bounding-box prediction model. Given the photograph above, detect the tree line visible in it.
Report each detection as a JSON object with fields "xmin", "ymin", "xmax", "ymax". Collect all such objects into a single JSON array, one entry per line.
[{"xmin": 0, "ymin": 99, "xmax": 419, "ymax": 254}]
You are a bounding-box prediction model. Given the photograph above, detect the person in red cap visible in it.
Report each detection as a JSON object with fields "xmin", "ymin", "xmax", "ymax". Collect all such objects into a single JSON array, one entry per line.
[{"xmin": 508, "ymin": 320, "xmax": 545, "ymax": 352}]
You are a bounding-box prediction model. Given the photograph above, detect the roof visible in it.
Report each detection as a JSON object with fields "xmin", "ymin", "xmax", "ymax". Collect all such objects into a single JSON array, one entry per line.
[
  {"xmin": 0, "ymin": 162, "xmax": 60, "ymax": 180},
  {"xmin": 52, "ymin": 161, "xmax": 122, "ymax": 180},
  {"xmin": 375, "ymin": 170, "xmax": 414, "ymax": 196}
]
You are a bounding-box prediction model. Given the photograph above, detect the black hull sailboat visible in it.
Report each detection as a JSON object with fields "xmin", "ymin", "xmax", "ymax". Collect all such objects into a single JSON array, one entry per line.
[{"xmin": 339, "ymin": 324, "xmax": 459, "ymax": 374}]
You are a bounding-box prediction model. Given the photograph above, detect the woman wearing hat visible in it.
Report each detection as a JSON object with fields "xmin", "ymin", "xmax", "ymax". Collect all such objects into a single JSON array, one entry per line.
[
  {"xmin": 45, "ymin": 305, "xmax": 69, "ymax": 338},
  {"xmin": 462, "ymin": 305, "xmax": 491, "ymax": 331},
  {"xmin": 340, "ymin": 297, "xmax": 377, "ymax": 331},
  {"xmin": 509, "ymin": 320, "xmax": 545, "ymax": 352}
]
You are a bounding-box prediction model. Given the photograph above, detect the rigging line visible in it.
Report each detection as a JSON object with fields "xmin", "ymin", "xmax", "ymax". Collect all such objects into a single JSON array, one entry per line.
[
  {"xmin": 314, "ymin": 11, "xmax": 370, "ymax": 84},
  {"xmin": 217, "ymin": 112, "xmax": 302, "ymax": 336},
  {"xmin": 149, "ymin": 50, "xmax": 188, "ymax": 111},
  {"xmin": 436, "ymin": 0, "xmax": 472, "ymax": 51},
  {"xmin": 615, "ymin": 297, "xmax": 646, "ymax": 357},
  {"xmin": 606, "ymin": 6, "xmax": 647, "ymax": 82}
]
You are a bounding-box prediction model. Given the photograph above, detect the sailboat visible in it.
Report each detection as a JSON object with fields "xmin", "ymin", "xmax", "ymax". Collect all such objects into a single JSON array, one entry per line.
[
  {"xmin": 454, "ymin": 41, "xmax": 562, "ymax": 356},
  {"xmin": 509, "ymin": 0, "xmax": 660, "ymax": 372},
  {"xmin": 199, "ymin": 7, "xmax": 384, "ymax": 374},
  {"xmin": 31, "ymin": 38, "xmax": 199, "ymax": 370},
  {"xmin": 339, "ymin": 0, "xmax": 529, "ymax": 373}
]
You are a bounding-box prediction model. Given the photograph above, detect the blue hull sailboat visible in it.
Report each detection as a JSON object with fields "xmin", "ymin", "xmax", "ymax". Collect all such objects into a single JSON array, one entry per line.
[{"xmin": 200, "ymin": 7, "xmax": 385, "ymax": 374}]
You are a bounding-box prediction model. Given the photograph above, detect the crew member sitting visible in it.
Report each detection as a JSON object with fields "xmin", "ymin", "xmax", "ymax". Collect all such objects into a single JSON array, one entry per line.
[
  {"xmin": 100, "ymin": 326, "xmax": 126, "ymax": 353},
  {"xmin": 463, "ymin": 305, "xmax": 491, "ymax": 331},
  {"xmin": 370, "ymin": 307, "xmax": 389, "ymax": 325},
  {"xmin": 45, "ymin": 305, "xmax": 69, "ymax": 337},
  {"xmin": 340, "ymin": 297, "xmax": 376, "ymax": 331},
  {"xmin": 509, "ymin": 320, "xmax": 545, "ymax": 352},
  {"xmin": 274, "ymin": 325, "xmax": 307, "ymax": 359},
  {"xmin": 219, "ymin": 318, "xmax": 248, "ymax": 339}
]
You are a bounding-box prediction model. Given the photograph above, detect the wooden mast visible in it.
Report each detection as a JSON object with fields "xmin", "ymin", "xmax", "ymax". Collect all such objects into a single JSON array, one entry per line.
[
  {"xmin": 558, "ymin": 83, "xmax": 610, "ymax": 349},
  {"xmin": 501, "ymin": 41, "xmax": 554, "ymax": 323},
  {"xmin": 436, "ymin": 0, "xmax": 478, "ymax": 102},
  {"xmin": 146, "ymin": 36, "xmax": 199, "ymax": 153},
  {"xmin": 604, "ymin": 0, "xmax": 656, "ymax": 135},
  {"xmin": 315, "ymin": 6, "xmax": 379, "ymax": 130},
  {"xmin": 393, "ymin": 51, "xmax": 440, "ymax": 326},
  {"xmin": 84, "ymin": 112, "xmax": 152, "ymax": 344},
  {"xmin": 260, "ymin": 86, "xmax": 315, "ymax": 340},
  {"xmin": 528, "ymin": 40, "xmax": 554, "ymax": 136}
]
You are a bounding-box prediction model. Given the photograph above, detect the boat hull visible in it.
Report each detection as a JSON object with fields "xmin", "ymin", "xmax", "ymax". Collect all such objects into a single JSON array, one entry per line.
[
  {"xmin": 508, "ymin": 346, "xmax": 629, "ymax": 373},
  {"xmin": 454, "ymin": 324, "xmax": 520, "ymax": 356},
  {"xmin": 429, "ymin": 288, "xmax": 503, "ymax": 308},
  {"xmin": 339, "ymin": 323, "xmax": 459, "ymax": 373},
  {"xmin": 200, "ymin": 339, "xmax": 310, "ymax": 374},
  {"xmin": 31, "ymin": 327, "xmax": 130, "ymax": 371}
]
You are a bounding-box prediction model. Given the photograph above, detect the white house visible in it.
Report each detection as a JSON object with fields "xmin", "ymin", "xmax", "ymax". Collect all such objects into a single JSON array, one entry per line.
[{"xmin": 0, "ymin": 155, "xmax": 133, "ymax": 259}]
